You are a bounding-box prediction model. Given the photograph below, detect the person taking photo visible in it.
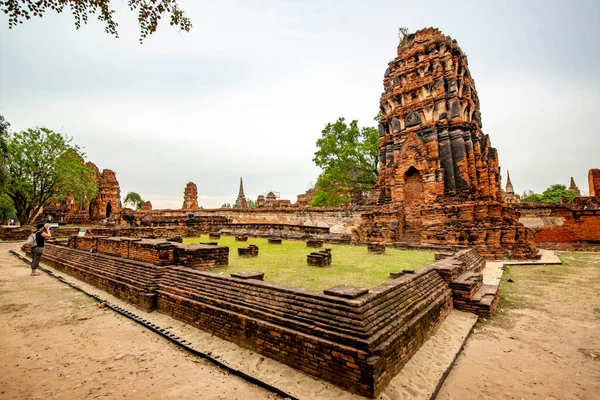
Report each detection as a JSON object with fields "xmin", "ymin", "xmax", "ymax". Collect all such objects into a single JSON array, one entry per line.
[{"xmin": 30, "ymin": 223, "xmax": 51, "ymax": 276}]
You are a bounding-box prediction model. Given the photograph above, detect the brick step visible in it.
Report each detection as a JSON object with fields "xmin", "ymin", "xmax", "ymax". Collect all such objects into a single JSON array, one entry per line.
[
  {"xmin": 368, "ymin": 286, "xmax": 451, "ymax": 351},
  {"xmin": 44, "ymin": 253, "xmax": 158, "ymax": 291},
  {"xmin": 453, "ymin": 284, "xmax": 500, "ymax": 317},
  {"xmin": 159, "ymin": 268, "xmax": 445, "ymax": 334},
  {"xmin": 449, "ymin": 271, "xmax": 483, "ymax": 293},
  {"xmin": 164, "ymin": 265, "xmax": 443, "ymax": 320},
  {"xmin": 46, "ymin": 249, "xmax": 162, "ymax": 279},
  {"xmin": 47, "ymin": 246, "xmax": 164, "ymax": 277},
  {"xmin": 157, "ymin": 271, "xmax": 447, "ymax": 341},
  {"xmin": 156, "ymin": 282, "xmax": 371, "ymax": 339},
  {"xmin": 155, "ymin": 292, "xmax": 372, "ymax": 350},
  {"xmin": 44, "ymin": 250, "xmax": 163, "ymax": 286},
  {"xmin": 157, "ymin": 275, "xmax": 442, "ymax": 339}
]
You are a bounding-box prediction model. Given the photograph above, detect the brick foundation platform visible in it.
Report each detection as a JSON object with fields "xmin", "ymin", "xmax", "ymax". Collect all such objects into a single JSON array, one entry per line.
[{"xmin": 27, "ymin": 239, "xmax": 496, "ymax": 397}]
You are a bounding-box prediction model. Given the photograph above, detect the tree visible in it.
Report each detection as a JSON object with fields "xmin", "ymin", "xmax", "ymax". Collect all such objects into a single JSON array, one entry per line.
[
  {"xmin": 3, "ymin": 127, "xmax": 97, "ymax": 224},
  {"xmin": 0, "ymin": 114, "xmax": 9, "ymax": 188},
  {"xmin": 311, "ymin": 117, "xmax": 379, "ymax": 207},
  {"xmin": 1, "ymin": 0, "xmax": 192, "ymax": 42},
  {"xmin": 247, "ymin": 199, "xmax": 256, "ymax": 208},
  {"xmin": 521, "ymin": 190, "xmax": 542, "ymax": 203},
  {"xmin": 221, "ymin": 203, "xmax": 231, "ymax": 208},
  {"xmin": 311, "ymin": 172, "xmax": 350, "ymax": 207},
  {"xmin": 521, "ymin": 184, "xmax": 577, "ymax": 203},
  {"xmin": 123, "ymin": 191, "xmax": 144, "ymax": 210},
  {"xmin": 0, "ymin": 194, "xmax": 17, "ymax": 224}
]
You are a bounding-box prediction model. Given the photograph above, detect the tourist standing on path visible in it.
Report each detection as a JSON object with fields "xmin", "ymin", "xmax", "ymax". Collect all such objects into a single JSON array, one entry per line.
[{"xmin": 31, "ymin": 223, "xmax": 51, "ymax": 276}]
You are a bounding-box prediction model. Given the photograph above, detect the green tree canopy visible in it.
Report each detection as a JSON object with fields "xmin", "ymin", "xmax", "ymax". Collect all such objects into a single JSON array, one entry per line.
[
  {"xmin": 521, "ymin": 184, "xmax": 577, "ymax": 203},
  {"xmin": 1, "ymin": 0, "xmax": 192, "ymax": 42},
  {"xmin": 311, "ymin": 117, "xmax": 379, "ymax": 207},
  {"xmin": 123, "ymin": 192, "xmax": 144, "ymax": 210},
  {"xmin": 0, "ymin": 194, "xmax": 18, "ymax": 224},
  {"xmin": 3, "ymin": 127, "xmax": 98, "ymax": 224}
]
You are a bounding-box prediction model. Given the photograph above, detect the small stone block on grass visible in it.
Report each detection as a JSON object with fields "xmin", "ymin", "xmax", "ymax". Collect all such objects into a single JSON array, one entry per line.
[
  {"xmin": 367, "ymin": 243, "xmax": 386, "ymax": 254},
  {"xmin": 209, "ymin": 232, "xmax": 221, "ymax": 239},
  {"xmin": 238, "ymin": 245, "xmax": 259, "ymax": 257},
  {"xmin": 231, "ymin": 271, "xmax": 265, "ymax": 281},
  {"xmin": 307, "ymin": 249, "xmax": 331, "ymax": 267},
  {"xmin": 307, "ymin": 239, "xmax": 323, "ymax": 248},
  {"xmin": 235, "ymin": 235, "xmax": 248, "ymax": 242},
  {"xmin": 268, "ymin": 238, "xmax": 282, "ymax": 244}
]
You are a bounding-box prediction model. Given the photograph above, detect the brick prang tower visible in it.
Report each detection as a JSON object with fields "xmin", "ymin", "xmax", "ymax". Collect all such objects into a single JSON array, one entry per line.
[{"xmin": 356, "ymin": 28, "xmax": 539, "ymax": 260}]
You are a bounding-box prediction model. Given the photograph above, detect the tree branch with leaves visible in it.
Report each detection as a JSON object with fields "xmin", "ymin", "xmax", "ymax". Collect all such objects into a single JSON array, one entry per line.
[{"xmin": 0, "ymin": 0, "xmax": 192, "ymax": 42}]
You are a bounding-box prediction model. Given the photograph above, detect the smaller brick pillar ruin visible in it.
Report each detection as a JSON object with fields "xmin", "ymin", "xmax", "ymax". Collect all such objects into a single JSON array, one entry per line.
[
  {"xmin": 89, "ymin": 168, "xmax": 121, "ymax": 220},
  {"xmin": 141, "ymin": 201, "xmax": 153, "ymax": 211},
  {"xmin": 182, "ymin": 182, "xmax": 199, "ymax": 210},
  {"xmin": 589, "ymin": 169, "xmax": 600, "ymax": 197},
  {"xmin": 235, "ymin": 177, "xmax": 248, "ymax": 208}
]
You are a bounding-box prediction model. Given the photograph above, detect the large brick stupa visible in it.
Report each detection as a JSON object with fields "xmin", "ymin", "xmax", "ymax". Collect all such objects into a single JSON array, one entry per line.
[{"xmin": 356, "ymin": 28, "xmax": 538, "ymax": 260}]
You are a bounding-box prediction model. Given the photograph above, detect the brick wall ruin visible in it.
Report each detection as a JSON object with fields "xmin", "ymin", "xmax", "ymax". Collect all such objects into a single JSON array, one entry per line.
[
  {"xmin": 30, "ymin": 239, "xmax": 495, "ymax": 398},
  {"xmin": 355, "ymin": 27, "xmax": 538, "ymax": 260},
  {"xmin": 68, "ymin": 236, "xmax": 229, "ymax": 269},
  {"xmin": 515, "ymin": 168, "xmax": 600, "ymax": 251},
  {"xmin": 518, "ymin": 197, "xmax": 600, "ymax": 251}
]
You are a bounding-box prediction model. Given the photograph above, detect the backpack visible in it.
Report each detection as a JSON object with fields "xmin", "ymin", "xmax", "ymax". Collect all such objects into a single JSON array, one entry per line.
[{"xmin": 25, "ymin": 233, "xmax": 37, "ymax": 248}]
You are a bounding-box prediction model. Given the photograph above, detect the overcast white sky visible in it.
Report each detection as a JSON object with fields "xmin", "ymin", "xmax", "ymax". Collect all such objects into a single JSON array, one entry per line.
[{"xmin": 1, "ymin": 0, "xmax": 599, "ymax": 208}]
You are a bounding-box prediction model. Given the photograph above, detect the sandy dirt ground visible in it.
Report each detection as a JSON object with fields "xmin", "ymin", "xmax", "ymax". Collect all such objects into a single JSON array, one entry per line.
[
  {"xmin": 0, "ymin": 242, "xmax": 477, "ymax": 400},
  {"xmin": 439, "ymin": 252, "xmax": 600, "ymax": 400},
  {"xmin": 0, "ymin": 243, "xmax": 280, "ymax": 400},
  {"xmin": 6, "ymin": 243, "xmax": 598, "ymax": 400}
]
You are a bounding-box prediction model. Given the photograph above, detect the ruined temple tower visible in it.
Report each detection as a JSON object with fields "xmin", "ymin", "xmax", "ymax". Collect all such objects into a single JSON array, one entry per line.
[
  {"xmin": 182, "ymin": 182, "xmax": 199, "ymax": 210},
  {"xmin": 88, "ymin": 163, "xmax": 121, "ymax": 220},
  {"xmin": 569, "ymin": 177, "xmax": 581, "ymax": 197},
  {"xmin": 504, "ymin": 171, "xmax": 521, "ymax": 204},
  {"xmin": 357, "ymin": 28, "xmax": 538, "ymax": 259},
  {"xmin": 235, "ymin": 178, "xmax": 248, "ymax": 208}
]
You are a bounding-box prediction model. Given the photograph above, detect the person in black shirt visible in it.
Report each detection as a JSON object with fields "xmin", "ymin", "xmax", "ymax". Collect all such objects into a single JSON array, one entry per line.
[{"xmin": 31, "ymin": 223, "xmax": 51, "ymax": 276}]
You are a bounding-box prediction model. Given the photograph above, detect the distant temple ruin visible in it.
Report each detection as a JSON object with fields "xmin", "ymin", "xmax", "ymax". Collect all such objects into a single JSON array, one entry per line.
[
  {"xmin": 44, "ymin": 161, "xmax": 121, "ymax": 223},
  {"xmin": 182, "ymin": 182, "xmax": 199, "ymax": 210},
  {"xmin": 234, "ymin": 177, "xmax": 248, "ymax": 208},
  {"xmin": 356, "ymin": 28, "xmax": 538, "ymax": 259},
  {"xmin": 503, "ymin": 171, "xmax": 521, "ymax": 204}
]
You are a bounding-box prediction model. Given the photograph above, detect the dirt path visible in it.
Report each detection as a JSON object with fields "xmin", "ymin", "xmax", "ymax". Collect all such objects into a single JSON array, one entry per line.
[
  {"xmin": 438, "ymin": 252, "xmax": 600, "ymax": 400},
  {"xmin": 0, "ymin": 242, "xmax": 478, "ymax": 400},
  {"xmin": 0, "ymin": 243, "xmax": 278, "ymax": 400}
]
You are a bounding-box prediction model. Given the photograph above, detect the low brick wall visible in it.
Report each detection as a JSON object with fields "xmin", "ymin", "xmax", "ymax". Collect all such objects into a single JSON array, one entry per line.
[
  {"xmin": 68, "ymin": 236, "xmax": 228, "ymax": 268},
  {"xmin": 35, "ymin": 244, "xmax": 165, "ymax": 311},
  {"xmin": 28, "ymin": 240, "xmax": 491, "ymax": 397},
  {"xmin": 518, "ymin": 200, "xmax": 600, "ymax": 251}
]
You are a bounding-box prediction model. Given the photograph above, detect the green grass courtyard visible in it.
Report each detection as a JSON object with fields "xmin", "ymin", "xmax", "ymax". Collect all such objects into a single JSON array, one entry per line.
[{"xmin": 183, "ymin": 235, "xmax": 435, "ymax": 292}]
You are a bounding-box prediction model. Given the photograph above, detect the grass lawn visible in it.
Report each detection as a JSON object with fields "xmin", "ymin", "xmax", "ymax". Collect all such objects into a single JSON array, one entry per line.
[{"xmin": 183, "ymin": 235, "xmax": 435, "ymax": 292}]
